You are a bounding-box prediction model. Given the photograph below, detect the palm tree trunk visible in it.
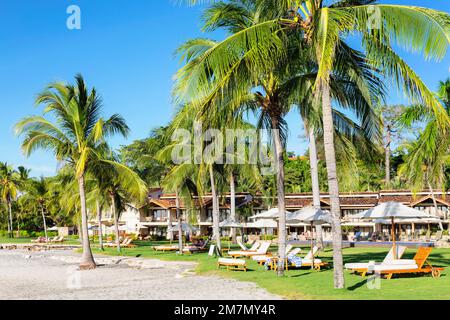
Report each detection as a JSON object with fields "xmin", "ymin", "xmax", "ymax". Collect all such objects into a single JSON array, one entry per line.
[
  {"xmin": 209, "ymin": 166, "xmax": 221, "ymax": 253},
  {"xmin": 385, "ymin": 126, "xmax": 391, "ymax": 188},
  {"xmin": 427, "ymin": 181, "xmax": 444, "ymax": 231},
  {"xmin": 167, "ymin": 209, "xmax": 174, "ymax": 241},
  {"xmin": 5, "ymin": 204, "xmax": 11, "ymax": 238},
  {"xmin": 230, "ymin": 173, "xmax": 237, "ymax": 244},
  {"xmin": 110, "ymin": 194, "xmax": 121, "ymax": 253},
  {"xmin": 78, "ymin": 175, "xmax": 96, "ymax": 269},
  {"xmin": 271, "ymin": 116, "xmax": 287, "ymax": 277},
  {"xmin": 175, "ymin": 191, "xmax": 183, "ymax": 254},
  {"xmin": 321, "ymin": 82, "xmax": 345, "ymax": 289},
  {"xmin": 8, "ymin": 200, "xmax": 13, "ymax": 238},
  {"xmin": 307, "ymin": 125, "xmax": 324, "ymax": 250},
  {"xmin": 40, "ymin": 205, "xmax": 48, "ymax": 241},
  {"xmin": 96, "ymin": 200, "xmax": 103, "ymax": 251}
]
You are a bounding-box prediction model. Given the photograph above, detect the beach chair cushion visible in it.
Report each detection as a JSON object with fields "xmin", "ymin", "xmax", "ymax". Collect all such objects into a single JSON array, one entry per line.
[
  {"xmin": 372, "ymin": 263, "xmax": 418, "ymax": 272},
  {"xmin": 218, "ymin": 258, "xmax": 246, "ymax": 266},
  {"xmin": 288, "ymin": 255, "xmax": 303, "ymax": 267},
  {"xmin": 301, "ymin": 258, "xmax": 323, "ymax": 264},
  {"xmin": 345, "ymin": 246, "xmax": 408, "ymax": 270}
]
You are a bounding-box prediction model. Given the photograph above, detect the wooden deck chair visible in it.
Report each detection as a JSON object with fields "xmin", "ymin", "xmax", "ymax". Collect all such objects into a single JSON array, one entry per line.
[
  {"xmin": 153, "ymin": 244, "xmax": 179, "ymax": 252},
  {"xmin": 121, "ymin": 237, "xmax": 136, "ymax": 248},
  {"xmin": 217, "ymin": 258, "xmax": 247, "ymax": 271},
  {"xmin": 228, "ymin": 241, "xmax": 270, "ymax": 258},
  {"xmin": 252, "ymin": 244, "xmax": 294, "ymax": 265},
  {"xmin": 345, "ymin": 246, "xmax": 407, "ymax": 272},
  {"xmin": 378, "ymin": 247, "xmax": 444, "ymax": 279}
]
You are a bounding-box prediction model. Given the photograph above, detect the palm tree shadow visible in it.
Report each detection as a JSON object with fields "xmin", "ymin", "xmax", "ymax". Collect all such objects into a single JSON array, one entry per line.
[{"xmin": 347, "ymin": 278, "xmax": 368, "ymax": 291}]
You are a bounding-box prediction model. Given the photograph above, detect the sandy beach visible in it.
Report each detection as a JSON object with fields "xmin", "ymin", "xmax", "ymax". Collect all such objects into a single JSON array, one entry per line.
[{"xmin": 0, "ymin": 250, "xmax": 281, "ymax": 300}]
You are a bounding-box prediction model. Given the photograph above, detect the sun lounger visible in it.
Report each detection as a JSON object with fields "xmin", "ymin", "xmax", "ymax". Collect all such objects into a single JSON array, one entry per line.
[
  {"xmin": 285, "ymin": 246, "xmax": 328, "ymax": 270},
  {"xmin": 120, "ymin": 237, "xmax": 136, "ymax": 248},
  {"xmin": 350, "ymin": 247, "xmax": 444, "ymax": 279},
  {"xmin": 217, "ymin": 258, "xmax": 247, "ymax": 271},
  {"xmin": 50, "ymin": 236, "xmax": 64, "ymax": 243},
  {"xmin": 182, "ymin": 240, "xmax": 210, "ymax": 254},
  {"xmin": 104, "ymin": 237, "xmax": 135, "ymax": 248},
  {"xmin": 345, "ymin": 246, "xmax": 407, "ymax": 271},
  {"xmin": 153, "ymin": 244, "xmax": 179, "ymax": 252},
  {"xmin": 252, "ymin": 244, "xmax": 294, "ymax": 264},
  {"xmin": 228, "ymin": 241, "xmax": 271, "ymax": 258}
]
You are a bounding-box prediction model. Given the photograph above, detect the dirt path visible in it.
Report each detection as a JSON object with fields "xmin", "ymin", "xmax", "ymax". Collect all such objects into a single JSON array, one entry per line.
[{"xmin": 0, "ymin": 250, "xmax": 281, "ymax": 300}]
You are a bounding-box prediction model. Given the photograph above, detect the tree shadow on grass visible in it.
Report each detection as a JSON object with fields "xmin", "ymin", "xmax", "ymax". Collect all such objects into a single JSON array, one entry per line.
[{"xmin": 347, "ymin": 277, "xmax": 369, "ymax": 291}]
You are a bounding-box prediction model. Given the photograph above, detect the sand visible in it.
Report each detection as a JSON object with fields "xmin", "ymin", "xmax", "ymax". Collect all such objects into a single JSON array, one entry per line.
[{"xmin": 0, "ymin": 250, "xmax": 281, "ymax": 300}]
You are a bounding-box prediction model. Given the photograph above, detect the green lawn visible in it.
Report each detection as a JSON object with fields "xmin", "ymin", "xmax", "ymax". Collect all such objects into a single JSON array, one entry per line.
[{"xmin": 86, "ymin": 241, "xmax": 450, "ymax": 300}]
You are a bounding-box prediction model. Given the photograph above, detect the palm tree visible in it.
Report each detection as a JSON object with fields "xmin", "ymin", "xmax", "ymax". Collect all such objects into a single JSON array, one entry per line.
[
  {"xmin": 0, "ymin": 163, "xmax": 21, "ymax": 238},
  {"xmin": 180, "ymin": 0, "xmax": 449, "ymax": 288},
  {"xmin": 19, "ymin": 177, "xmax": 51, "ymax": 241},
  {"xmin": 176, "ymin": 0, "xmax": 384, "ymax": 276},
  {"xmin": 89, "ymin": 153, "xmax": 147, "ymax": 253},
  {"xmin": 15, "ymin": 74, "xmax": 130, "ymax": 269},
  {"xmin": 399, "ymin": 78, "xmax": 450, "ymax": 219}
]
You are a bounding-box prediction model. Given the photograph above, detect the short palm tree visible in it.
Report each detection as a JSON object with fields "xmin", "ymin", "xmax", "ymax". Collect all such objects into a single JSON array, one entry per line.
[
  {"xmin": 15, "ymin": 74, "xmax": 130, "ymax": 269},
  {"xmin": 19, "ymin": 177, "xmax": 51, "ymax": 240},
  {"xmin": 89, "ymin": 152, "xmax": 147, "ymax": 253},
  {"xmin": 399, "ymin": 78, "xmax": 450, "ymax": 215},
  {"xmin": 0, "ymin": 163, "xmax": 21, "ymax": 238}
]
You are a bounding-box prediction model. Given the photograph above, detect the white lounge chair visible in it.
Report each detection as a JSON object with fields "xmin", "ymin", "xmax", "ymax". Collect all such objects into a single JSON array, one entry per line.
[
  {"xmin": 344, "ymin": 246, "xmax": 407, "ymax": 270},
  {"xmin": 252, "ymin": 244, "xmax": 294, "ymax": 264},
  {"xmin": 218, "ymin": 258, "xmax": 247, "ymax": 271},
  {"xmin": 228, "ymin": 241, "xmax": 271, "ymax": 258}
]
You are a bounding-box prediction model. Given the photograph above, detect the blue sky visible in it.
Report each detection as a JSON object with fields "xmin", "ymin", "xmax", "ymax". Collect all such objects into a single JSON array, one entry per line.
[{"xmin": 0, "ymin": 0, "xmax": 448, "ymax": 177}]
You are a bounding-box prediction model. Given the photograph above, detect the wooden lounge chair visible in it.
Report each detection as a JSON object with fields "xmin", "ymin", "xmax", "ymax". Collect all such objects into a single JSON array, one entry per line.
[
  {"xmin": 286, "ymin": 246, "xmax": 328, "ymax": 270},
  {"xmin": 153, "ymin": 244, "xmax": 179, "ymax": 252},
  {"xmin": 351, "ymin": 247, "xmax": 444, "ymax": 279},
  {"xmin": 32, "ymin": 236, "xmax": 46, "ymax": 243},
  {"xmin": 182, "ymin": 240, "xmax": 210, "ymax": 254},
  {"xmin": 121, "ymin": 237, "xmax": 136, "ymax": 248},
  {"xmin": 345, "ymin": 246, "xmax": 407, "ymax": 272},
  {"xmin": 217, "ymin": 258, "xmax": 247, "ymax": 271},
  {"xmin": 228, "ymin": 241, "xmax": 271, "ymax": 258},
  {"xmin": 252, "ymin": 244, "xmax": 294, "ymax": 265},
  {"xmin": 50, "ymin": 236, "xmax": 64, "ymax": 243},
  {"xmin": 104, "ymin": 237, "xmax": 134, "ymax": 248}
]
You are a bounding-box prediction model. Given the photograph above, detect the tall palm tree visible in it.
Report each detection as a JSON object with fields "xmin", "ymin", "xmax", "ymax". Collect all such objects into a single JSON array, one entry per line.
[
  {"xmin": 15, "ymin": 74, "xmax": 130, "ymax": 269},
  {"xmin": 0, "ymin": 163, "xmax": 21, "ymax": 238},
  {"xmin": 181, "ymin": 0, "xmax": 449, "ymax": 288},
  {"xmin": 176, "ymin": 0, "xmax": 384, "ymax": 276}
]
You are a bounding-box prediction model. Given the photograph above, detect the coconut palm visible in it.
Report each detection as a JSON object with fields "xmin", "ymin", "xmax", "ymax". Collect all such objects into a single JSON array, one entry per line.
[
  {"xmin": 19, "ymin": 177, "xmax": 51, "ymax": 241},
  {"xmin": 15, "ymin": 74, "xmax": 130, "ymax": 269},
  {"xmin": 89, "ymin": 152, "xmax": 147, "ymax": 253},
  {"xmin": 0, "ymin": 163, "xmax": 22, "ymax": 238},
  {"xmin": 180, "ymin": 0, "xmax": 449, "ymax": 288},
  {"xmin": 176, "ymin": 0, "xmax": 385, "ymax": 276},
  {"xmin": 399, "ymin": 78, "xmax": 450, "ymax": 216}
]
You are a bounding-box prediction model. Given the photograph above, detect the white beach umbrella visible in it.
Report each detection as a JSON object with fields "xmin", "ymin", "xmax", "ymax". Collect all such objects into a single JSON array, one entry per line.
[
  {"xmin": 245, "ymin": 219, "xmax": 278, "ymax": 228},
  {"xmin": 357, "ymin": 201, "xmax": 433, "ymax": 258},
  {"xmin": 286, "ymin": 206, "xmax": 332, "ymax": 269},
  {"xmin": 168, "ymin": 222, "xmax": 198, "ymax": 233},
  {"xmin": 248, "ymin": 208, "xmax": 280, "ymax": 220},
  {"xmin": 219, "ymin": 219, "xmax": 244, "ymax": 228}
]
